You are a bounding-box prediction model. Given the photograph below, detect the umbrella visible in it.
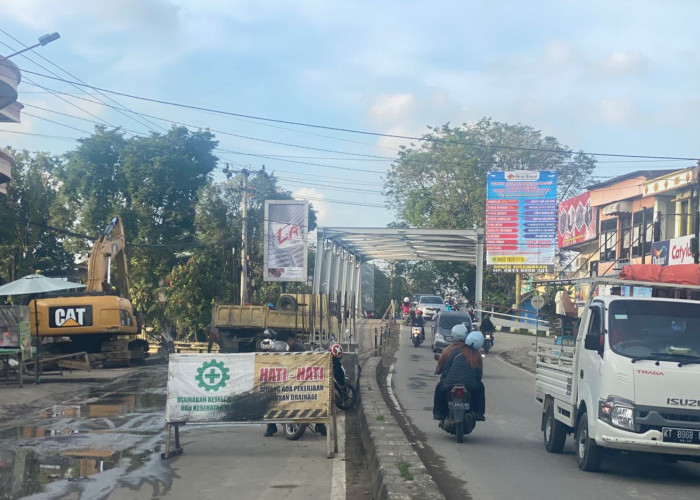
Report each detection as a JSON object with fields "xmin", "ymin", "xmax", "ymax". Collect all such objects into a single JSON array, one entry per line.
[{"xmin": 0, "ymin": 274, "xmax": 85, "ymax": 383}]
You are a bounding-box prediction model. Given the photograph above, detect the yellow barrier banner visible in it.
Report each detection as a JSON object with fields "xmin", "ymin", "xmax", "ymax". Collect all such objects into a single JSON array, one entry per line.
[{"xmin": 165, "ymin": 352, "xmax": 332, "ymax": 424}]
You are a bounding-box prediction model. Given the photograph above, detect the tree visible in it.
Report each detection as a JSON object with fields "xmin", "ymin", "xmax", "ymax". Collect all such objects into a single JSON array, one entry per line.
[
  {"xmin": 57, "ymin": 126, "xmax": 219, "ymax": 330},
  {"xmin": 384, "ymin": 119, "xmax": 596, "ymax": 305},
  {"xmin": 0, "ymin": 149, "xmax": 74, "ymax": 285}
]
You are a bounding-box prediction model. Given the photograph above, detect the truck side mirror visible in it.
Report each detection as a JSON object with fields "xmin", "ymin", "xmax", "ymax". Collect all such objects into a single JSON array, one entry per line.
[{"xmin": 584, "ymin": 334, "xmax": 603, "ymax": 351}]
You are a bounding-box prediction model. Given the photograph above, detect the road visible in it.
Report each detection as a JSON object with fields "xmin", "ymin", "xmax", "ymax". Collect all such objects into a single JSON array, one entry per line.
[
  {"xmin": 390, "ymin": 324, "xmax": 700, "ymax": 500},
  {"xmin": 0, "ymin": 363, "xmax": 360, "ymax": 500}
]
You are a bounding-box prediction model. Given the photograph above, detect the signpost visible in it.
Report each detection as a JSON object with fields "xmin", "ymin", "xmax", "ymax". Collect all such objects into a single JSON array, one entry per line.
[
  {"xmin": 531, "ymin": 294, "xmax": 545, "ymax": 351},
  {"xmin": 486, "ymin": 171, "xmax": 558, "ymax": 273}
]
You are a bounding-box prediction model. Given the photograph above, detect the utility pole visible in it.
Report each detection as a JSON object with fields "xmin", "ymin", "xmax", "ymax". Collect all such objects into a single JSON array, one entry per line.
[
  {"xmin": 240, "ymin": 169, "xmax": 250, "ymax": 306},
  {"xmin": 222, "ymin": 164, "xmax": 267, "ymax": 305}
]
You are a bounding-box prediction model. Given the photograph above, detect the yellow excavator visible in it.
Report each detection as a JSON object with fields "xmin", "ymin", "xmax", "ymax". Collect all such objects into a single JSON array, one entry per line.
[{"xmin": 30, "ymin": 216, "xmax": 148, "ymax": 366}]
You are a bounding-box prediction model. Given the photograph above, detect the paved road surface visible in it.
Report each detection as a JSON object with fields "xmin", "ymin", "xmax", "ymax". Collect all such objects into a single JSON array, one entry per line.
[{"xmin": 391, "ymin": 325, "xmax": 700, "ymax": 500}]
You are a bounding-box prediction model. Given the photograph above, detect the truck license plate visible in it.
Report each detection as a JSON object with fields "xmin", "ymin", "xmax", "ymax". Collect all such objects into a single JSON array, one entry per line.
[
  {"xmin": 662, "ymin": 427, "xmax": 700, "ymax": 445},
  {"xmin": 449, "ymin": 402, "xmax": 470, "ymax": 410}
]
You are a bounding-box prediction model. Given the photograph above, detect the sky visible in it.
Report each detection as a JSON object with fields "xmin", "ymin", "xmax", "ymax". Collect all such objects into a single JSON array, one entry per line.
[{"xmin": 2, "ymin": 0, "xmax": 700, "ymax": 229}]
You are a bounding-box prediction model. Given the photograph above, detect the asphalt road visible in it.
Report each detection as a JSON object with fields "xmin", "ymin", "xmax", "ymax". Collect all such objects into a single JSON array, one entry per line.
[{"xmin": 391, "ymin": 324, "xmax": 700, "ymax": 500}]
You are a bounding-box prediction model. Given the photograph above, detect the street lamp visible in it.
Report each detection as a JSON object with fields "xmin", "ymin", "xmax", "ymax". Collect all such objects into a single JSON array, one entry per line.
[{"xmin": 2, "ymin": 32, "xmax": 60, "ymax": 60}]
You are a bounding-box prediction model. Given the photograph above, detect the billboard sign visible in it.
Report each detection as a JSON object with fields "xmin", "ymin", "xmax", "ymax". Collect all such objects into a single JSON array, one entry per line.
[
  {"xmin": 557, "ymin": 191, "xmax": 596, "ymax": 248},
  {"xmin": 264, "ymin": 200, "xmax": 309, "ymax": 282},
  {"xmin": 486, "ymin": 170, "xmax": 557, "ymax": 273},
  {"xmin": 651, "ymin": 235, "xmax": 694, "ymax": 266}
]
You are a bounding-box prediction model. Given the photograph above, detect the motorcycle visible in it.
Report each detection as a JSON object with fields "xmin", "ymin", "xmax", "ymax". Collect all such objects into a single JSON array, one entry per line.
[
  {"xmin": 284, "ymin": 349, "xmax": 357, "ymax": 440},
  {"xmin": 483, "ymin": 332, "xmax": 493, "ymax": 353},
  {"xmin": 439, "ymin": 385, "xmax": 477, "ymax": 443},
  {"xmin": 402, "ymin": 313, "xmax": 411, "ymax": 326},
  {"xmin": 284, "ymin": 422, "xmax": 327, "ymax": 440},
  {"xmin": 411, "ymin": 326, "xmax": 423, "ymax": 347}
]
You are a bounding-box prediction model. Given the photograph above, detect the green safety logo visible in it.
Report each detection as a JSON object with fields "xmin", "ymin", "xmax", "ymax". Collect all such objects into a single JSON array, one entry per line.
[{"xmin": 195, "ymin": 359, "xmax": 230, "ymax": 392}]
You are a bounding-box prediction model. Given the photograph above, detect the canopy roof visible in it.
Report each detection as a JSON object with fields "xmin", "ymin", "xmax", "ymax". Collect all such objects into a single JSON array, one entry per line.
[{"xmin": 317, "ymin": 227, "xmax": 483, "ymax": 263}]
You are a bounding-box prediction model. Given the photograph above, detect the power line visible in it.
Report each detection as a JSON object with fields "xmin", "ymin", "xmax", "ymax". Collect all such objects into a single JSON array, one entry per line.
[
  {"xmin": 0, "ymin": 27, "xmax": 166, "ymax": 134},
  {"xmin": 17, "ymin": 67, "xmax": 700, "ymax": 162}
]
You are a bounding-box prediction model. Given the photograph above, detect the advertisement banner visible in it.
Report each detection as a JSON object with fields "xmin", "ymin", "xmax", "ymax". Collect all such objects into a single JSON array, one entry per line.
[
  {"xmin": 651, "ymin": 235, "xmax": 694, "ymax": 266},
  {"xmin": 165, "ymin": 353, "xmax": 332, "ymax": 424},
  {"xmin": 486, "ymin": 171, "xmax": 558, "ymax": 273},
  {"xmin": 264, "ymin": 200, "xmax": 309, "ymax": 282},
  {"xmin": 557, "ymin": 191, "xmax": 596, "ymax": 248}
]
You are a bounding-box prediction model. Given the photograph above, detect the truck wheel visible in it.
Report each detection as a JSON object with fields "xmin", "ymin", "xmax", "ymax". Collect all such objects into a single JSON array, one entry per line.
[
  {"xmin": 277, "ymin": 295, "xmax": 298, "ymax": 312},
  {"xmin": 575, "ymin": 411, "xmax": 603, "ymax": 471},
  {"xmin": 544, "ymin": 403, "xmax": 567, "ymax": 453}
]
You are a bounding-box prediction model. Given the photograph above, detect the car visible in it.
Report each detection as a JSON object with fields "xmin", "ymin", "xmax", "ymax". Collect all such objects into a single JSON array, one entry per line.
[
  {"xmin": 431, "ymin": 311, "xmax": 473, "ymax": 353},
  {"xmin": 416, "ymin": 295, "xmax": 446, "ymax": 320}
]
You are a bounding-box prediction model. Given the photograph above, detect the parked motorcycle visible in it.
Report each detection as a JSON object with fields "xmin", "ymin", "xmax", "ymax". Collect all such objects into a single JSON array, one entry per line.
[
  {"xmin": 439, "ymin": 385, "xmax": 477, "ymax": 443},
  {"xmin": 411, "ymin": 326, "xmax": 423, "ymax": 347},
  {"xmin": 284, "ymin": 422, "xmax": 326, "ymax": 440},
  {"xmin": 482, "ymin": 332, "xmax": 493, "ymax": 353}
]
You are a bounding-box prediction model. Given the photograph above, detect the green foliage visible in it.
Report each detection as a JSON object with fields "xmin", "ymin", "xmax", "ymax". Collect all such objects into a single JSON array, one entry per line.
[
  {"xmin": 396, "ymin": 461, "xmax": 414, "ymax": 481},
  {"xmin": 383, "ymin": 119, "xmax": 596, "ymax": 306},
  {"xmin": 0, "ymin": 149, "xmax": 74, "ymax": 284}
]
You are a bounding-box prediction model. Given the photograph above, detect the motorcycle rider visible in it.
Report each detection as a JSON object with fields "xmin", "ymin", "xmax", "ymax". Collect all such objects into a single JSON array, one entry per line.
[
  {"xmin": 433, "ymin": 326, "xmax": 486, "ymax": 421},
  {"xmin": 480, "ymin": 315, "xmax": 495, "ymax": 343},
  {"xmin": 411, "ymin": 309, "xmax": 426, "ymax": 342},
  {"xmin": 401, "ymin": 297, "xmax": 412, "ymax": 316}
]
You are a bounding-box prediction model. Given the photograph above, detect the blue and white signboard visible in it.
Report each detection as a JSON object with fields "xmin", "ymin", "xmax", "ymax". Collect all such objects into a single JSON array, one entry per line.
[{"xmin": 486, "ymin": 170, "xmax": 558, "ymax": 273}]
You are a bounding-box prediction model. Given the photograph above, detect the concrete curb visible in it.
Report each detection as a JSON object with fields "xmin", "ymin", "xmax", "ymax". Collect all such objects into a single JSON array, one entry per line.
[{"xmin": 357, "ymin": 357, "xmax": 445, "ymax": 500}]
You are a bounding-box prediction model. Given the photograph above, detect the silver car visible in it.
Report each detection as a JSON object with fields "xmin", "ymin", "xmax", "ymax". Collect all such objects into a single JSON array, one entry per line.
[
  {"xmin": 432, "ymin": 311, "xmax": 473, "ymax": 353},
  {"xmin": 417, "ymin": 295, "xmax": 446, "ymax": 320}
]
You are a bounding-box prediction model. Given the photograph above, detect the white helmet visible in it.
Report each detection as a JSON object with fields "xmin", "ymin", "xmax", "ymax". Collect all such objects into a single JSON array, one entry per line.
[
  {"xmin": 260, "ymin": 338, "xmax": 272, "ymax": 351},
  {"xmin": 466, "ymin": 331, "xmax": 484, "ymax": 351},
  {"xmin": 403, "ymin": 297, "xmax": 410, "ymax": 303},
  {"xmin": 450, "ymin": 324, "xmax": 469, "ymax": 342}
]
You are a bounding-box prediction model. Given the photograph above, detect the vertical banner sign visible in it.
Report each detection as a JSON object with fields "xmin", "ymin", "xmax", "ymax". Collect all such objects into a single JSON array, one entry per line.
[
  {"xmin": 165, "ymin": 353, "xmax": 332, "ymax": 423},
  {"xmin": 264, "ymin": 200, "xmax": 309, "ymax": 282},
  {"xmin": 486, "ymin": 171, "xmax": 558, "ymax": 273}
]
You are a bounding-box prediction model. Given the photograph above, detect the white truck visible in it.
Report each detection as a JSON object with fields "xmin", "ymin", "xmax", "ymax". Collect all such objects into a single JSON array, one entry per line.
[{"xmin": 536, "ymin": 276, "xmax": 700, "ymax": 471}]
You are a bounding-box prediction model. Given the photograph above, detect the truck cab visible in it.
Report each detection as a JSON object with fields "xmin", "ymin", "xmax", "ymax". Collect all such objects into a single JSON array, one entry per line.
[{"xmin": 536, "ymin": 278, "xmax": 700, "ymax": 471}]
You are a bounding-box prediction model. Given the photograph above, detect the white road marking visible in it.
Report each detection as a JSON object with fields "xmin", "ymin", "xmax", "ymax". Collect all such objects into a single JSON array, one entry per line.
[{"xmin": 330, "ymin": 412, "xmax": 346, "ymax": 500}]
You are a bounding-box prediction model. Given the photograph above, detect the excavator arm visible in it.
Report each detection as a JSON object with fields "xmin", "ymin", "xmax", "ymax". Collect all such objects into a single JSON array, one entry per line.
[{"xmin": 85, "ymin": 216, "xmax": 132, "ymax": 299}]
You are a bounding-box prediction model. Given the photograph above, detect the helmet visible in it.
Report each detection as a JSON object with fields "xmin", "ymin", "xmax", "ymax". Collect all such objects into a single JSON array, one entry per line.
[
  {"xmin": 403, "ymin": 297, "xmax": 410, "ymax": 303},
  {"xmin": 450, "ymin": 324, "xmax": 469, "ymax": 342},
  {"xmin": 466, "ymin": 331, "xmax": 484, "ymax": 351},
  {"xmin": 416, "ymin": 310, "xmax": 423, "ymax": 316},
  {"xmin": 260, "ymin": 338, "xmax": 272, "ymax": 351},
  {"xmin": 330, "ymin": 343, "xmax": 343, "ymax": 358}
]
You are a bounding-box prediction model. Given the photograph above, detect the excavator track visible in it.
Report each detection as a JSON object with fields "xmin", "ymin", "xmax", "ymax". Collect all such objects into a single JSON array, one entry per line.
[{"xmin": 100, "ymin": 339, "xmax": 131, "ymax": 368}]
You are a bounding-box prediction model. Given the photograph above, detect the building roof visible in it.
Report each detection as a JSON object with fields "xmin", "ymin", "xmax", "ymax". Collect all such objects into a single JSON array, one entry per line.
[{"xmin": 586, "ymin": 170, "xmax": 681, "ymax": 190}]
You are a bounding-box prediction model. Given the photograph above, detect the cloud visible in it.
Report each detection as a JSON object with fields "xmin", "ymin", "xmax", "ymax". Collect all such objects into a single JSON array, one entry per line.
[
  {"xmin": 598, "ymin": 51, "xmax": 648, "ymax": 77},
  {"xmin": 292, "ymin": 187, "xmax": 331, "ymax": 226},
  {"xmin": 598, "ymin": 98, "xmax": 640, "ymax": 126},
  {"xmin": 544, "ymin": 40, "xmax": 577, "ymax": 67},
  {"xmin": 368, "ymin": 93, "xmax": 416, "ymax": 123}
]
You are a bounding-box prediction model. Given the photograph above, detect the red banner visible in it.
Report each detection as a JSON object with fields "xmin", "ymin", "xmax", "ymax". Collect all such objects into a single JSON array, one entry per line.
[{"xmin": 557, "ymin": 192, "xmax": 596, "ymax": 248}]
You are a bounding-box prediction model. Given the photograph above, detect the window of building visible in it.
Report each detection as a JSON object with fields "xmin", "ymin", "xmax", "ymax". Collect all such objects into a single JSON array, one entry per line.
[
  {"xmin": 620, "ymin": 215, "xmax": 632, "ymax": 260},
  {"xmin": 600, "ymin": 219, "xmax": 617, "ymax": 262},
  {"xmin": 678, "ymin": 200, "xmax": 693, "ymax": 237},
  {"xmin": 631, "ymin": 208, "xmax": 653, "ymax": 258}
]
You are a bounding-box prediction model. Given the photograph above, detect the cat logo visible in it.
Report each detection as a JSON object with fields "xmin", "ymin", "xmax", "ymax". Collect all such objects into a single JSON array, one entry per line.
[{"xmin": 49, "ymin": 306, "xmax": 93, "ymax": 328}]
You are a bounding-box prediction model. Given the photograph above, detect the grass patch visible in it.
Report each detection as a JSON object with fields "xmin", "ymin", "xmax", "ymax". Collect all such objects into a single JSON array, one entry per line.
[
  {"xmin": 376, "ymin": 415, "xmax": 385, "ymax": 421},
  {"xmin": 397, "ymin": 461, "xmax": 414, "ymax": 481}
]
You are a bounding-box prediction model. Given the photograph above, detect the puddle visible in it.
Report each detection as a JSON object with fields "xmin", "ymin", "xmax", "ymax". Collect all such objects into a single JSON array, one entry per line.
[{"xmin": 0, "ymin": 365, "xmax": 170, "ymax": 499}]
